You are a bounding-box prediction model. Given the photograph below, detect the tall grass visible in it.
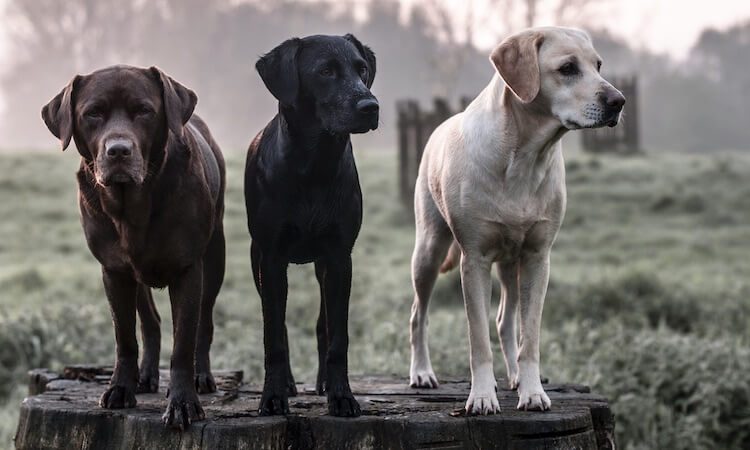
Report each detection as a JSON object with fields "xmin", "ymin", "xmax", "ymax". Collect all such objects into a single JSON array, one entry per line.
[{"xmin": 0, "ymin": 149, "xmax": 749, "ymax": 449}]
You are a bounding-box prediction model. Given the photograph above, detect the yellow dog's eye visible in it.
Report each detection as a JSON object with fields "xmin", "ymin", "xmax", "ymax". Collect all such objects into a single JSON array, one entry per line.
[{"xmin": 558, "ymin": 62, "xmax": 579, "ymax": 76}]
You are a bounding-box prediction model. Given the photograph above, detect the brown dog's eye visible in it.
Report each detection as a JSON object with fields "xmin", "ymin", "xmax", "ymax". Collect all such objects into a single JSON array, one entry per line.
[
  {"xmin": 84, "ymin": 109, "xmax": 103, "ymax": 121},
  {"xmin": 135, "ymin": 106, "xmax": 154, "ymax": 117},
  {"xmin": 558, "ymin": 62, "xmax": 579, "ymax": 76}
]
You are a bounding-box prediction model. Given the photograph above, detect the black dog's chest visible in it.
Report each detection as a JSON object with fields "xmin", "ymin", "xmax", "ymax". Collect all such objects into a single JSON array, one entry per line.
[{"xmin": 275, "ymin": 189, "xmax": 361, "ymax": 264}]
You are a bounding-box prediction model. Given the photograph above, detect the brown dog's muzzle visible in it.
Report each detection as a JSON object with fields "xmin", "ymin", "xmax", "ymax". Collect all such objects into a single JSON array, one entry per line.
[{"xmin": 96, "ymin": 137, "xmax": 145, "ymax": 185}]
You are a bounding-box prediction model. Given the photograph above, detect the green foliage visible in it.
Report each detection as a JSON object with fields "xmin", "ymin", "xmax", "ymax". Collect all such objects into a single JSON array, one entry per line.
[
  {"xmin": 545, "ymin": 324, "xmax": 750, "ymax": 450},
  {"xmin": 0, "ymin": 150, "xmax": 749, "ymax": 449}
]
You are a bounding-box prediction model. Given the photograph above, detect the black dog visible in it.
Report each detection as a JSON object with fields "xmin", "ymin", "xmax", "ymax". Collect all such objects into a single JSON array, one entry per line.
[
  {"xmin": 41, "ymin": 65, "xmax": 225, "ymax": 430},
  {"xmin": 244, "ymin": 34, "xmax": 378, "ymax": 417}
]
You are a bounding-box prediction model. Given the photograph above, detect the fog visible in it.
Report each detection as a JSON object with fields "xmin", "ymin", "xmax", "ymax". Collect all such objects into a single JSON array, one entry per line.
[{"xmin": 2, "ymin": 0, "xmax": 750, "ymax": 152}]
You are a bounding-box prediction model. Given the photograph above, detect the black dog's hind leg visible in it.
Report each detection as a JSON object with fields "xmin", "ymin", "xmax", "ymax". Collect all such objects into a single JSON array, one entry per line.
[
  {"xmin": 283, "ymin": 326, "xmax": 298, "ymax": 396},
  {"xmin": 136, "ymin": 284, "xmax": 161, "ymax": 393},
  {"xmin": 314, "ymin": 261, "xmax": 328, "ymax": 395},
  {"xmin": 100, "ymin": 269, "xmax": 139, "ymax": 409},
  {"xmin": 252, "ymin": 242, "xmax": 292, "ymax": 415},
  {"xmin": 195, "ymin": 223, "xmax": 225, "ymax": 394},
  {"xmin": 320, "ymin": 254, "xmax": 361, "ymax": 417}
]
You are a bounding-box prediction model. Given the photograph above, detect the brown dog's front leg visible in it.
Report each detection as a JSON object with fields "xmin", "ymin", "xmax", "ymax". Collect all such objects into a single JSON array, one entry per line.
[
  {"xmin": 320, "ymin": 254, "xmax": 360, "ymax": 417},
  {"xmin": 163, "ymin": 262, "xmax": 205, "ymax": 430},
  {"xmin": 100, "ymin": 268, "xmax": 139, "ymax": 409}
]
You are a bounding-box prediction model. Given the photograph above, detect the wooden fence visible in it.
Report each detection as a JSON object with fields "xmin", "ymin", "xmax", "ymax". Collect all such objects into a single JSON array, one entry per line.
[
  {"xmin": 397, "ymin": 97, "xmax": 470, "ymax": 206},
  {"xmin": 580, "ymin": 76, "xmax": 640, "ymax": 154}
]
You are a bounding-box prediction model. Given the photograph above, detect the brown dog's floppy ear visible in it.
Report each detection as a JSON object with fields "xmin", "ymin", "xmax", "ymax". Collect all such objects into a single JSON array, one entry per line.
[
  {"xmin": 490, "ymin": 31, "xmax": 545, "ymax": 103},
  {"xmin": 256, "ymin": 38, "xmax": 301, "ymax": 105},
  {"xmin": 344, "ymin": 33, "xmax": 377, "ymax": 88},
  {"xmin": 150, "ymin": 66, "xmax": 197, "ymax": 138},
  {"xmin": 41, "ymin": 75, "xmax": 80, "ymax": 151}
]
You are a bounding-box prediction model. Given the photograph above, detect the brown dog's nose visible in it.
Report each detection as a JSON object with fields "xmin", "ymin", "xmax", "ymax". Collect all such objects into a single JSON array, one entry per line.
[{"xmin": 105, "ymin": 140, "xmax": 133, "ymax": 159}]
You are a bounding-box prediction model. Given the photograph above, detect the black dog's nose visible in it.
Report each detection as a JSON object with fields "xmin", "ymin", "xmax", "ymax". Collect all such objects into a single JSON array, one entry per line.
[
  {"xmin": 356, "ymin": 98, "xmax": 379, "ymax": 114},
  {"xmin": 105, "ymin": 142, "xmax": 133, "ymax": 158}
]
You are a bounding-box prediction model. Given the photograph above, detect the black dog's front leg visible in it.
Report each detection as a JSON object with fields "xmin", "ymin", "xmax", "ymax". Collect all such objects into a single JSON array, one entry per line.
[
  {"xmin": 253, "ymin": 244, "xmax": 292, "ymax": 415},
  {"xmin": 320, "ymin": 254, "xmax": 360, "ymax": 417},
  {"xmin": 163, "ymin": 262, "xmax": 205, "ymax": 430},
  {"xmin": 100, "ymin": 269, "xmax": 139, "ymax": 409}
]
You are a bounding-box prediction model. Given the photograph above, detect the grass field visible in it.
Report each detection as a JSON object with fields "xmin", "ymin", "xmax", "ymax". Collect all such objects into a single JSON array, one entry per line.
[{"xmin": 1, "ymin": 147, "xmax": 749, "ymax": 449}]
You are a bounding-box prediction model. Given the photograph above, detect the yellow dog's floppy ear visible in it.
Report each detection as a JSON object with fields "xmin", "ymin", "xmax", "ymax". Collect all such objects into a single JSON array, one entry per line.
[
  {"xmin": 41, "ymin": 75, "xmax": 80, "ymax": 151},
  {"xmin": 490, "ymin": 31, "xmax": 545, "ymax": 104}
]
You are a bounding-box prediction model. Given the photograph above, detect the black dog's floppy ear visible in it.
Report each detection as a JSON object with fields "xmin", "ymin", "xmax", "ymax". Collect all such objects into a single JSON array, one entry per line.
[
  {"xmin": 41, "ymin": 75, "xmax": 80, "ymax": 151},
  {"xmin": 344, "ymin": 33, "xmax": 376, "ymax": 88},
  {"xmin": 150, "ymin": 66, "xmax": 197, "ymax": 138},
  {"xmin": 256, "ymin": 38, "xmax": 301, "ymax": 105}
]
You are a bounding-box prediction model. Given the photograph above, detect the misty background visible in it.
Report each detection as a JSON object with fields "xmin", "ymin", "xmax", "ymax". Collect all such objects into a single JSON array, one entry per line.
[{"xmin": 2, "ymin": 0, "xmax": 750, "ymax": 153}]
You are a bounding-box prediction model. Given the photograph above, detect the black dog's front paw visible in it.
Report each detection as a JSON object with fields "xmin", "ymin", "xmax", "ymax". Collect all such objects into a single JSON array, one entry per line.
[
  {"xmin": 100, "ymin": 385, "xmax": 137, "ymax": 409},
  {"xmin": 327, "ymin": 383, "xmax": 360, "ymax": 417},
  {"xmin": 286, "ymin": 376, "xmax": 298, "ymax": 397},
  {"xmin": 195, "ymin": 372, "xmax": 217, "ymax": 394},
  {"xmin": 137, "ymin": 367, "xmax": 159, "ymax": 394},
  {"xmin": 162, "ymin": 391, "xmax": 205, "ymax": 430},
  {"xmin": 316, "ymin": 368, "xmax": 327, "ymax": 395},
  {"xmin": 259, "ymin": 378, "xmax": 290, "ymax": 416}
]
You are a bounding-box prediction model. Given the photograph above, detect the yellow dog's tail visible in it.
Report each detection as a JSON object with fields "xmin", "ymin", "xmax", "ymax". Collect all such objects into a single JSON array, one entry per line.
[{"xmin": 439, "ymin": 241, "xmax": 460, "ymax": 273}]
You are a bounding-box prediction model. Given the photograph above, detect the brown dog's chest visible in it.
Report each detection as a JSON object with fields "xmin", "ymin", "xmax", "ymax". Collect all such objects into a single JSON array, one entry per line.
[{"xmin": 80, "ymin": 181, "xmax": 214, "ymax": 288}]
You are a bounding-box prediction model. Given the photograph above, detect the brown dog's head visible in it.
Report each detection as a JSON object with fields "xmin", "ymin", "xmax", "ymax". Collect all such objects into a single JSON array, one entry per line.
[{"xmin": 41, "ymin": 65, "xmax": 197, "ymax": 186}]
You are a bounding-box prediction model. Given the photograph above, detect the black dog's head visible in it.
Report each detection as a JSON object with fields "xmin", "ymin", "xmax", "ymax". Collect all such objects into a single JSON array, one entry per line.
[
  {"xmin": 256, "ymin": 34, "xmax": 378, "ymax": 134},
  {"xmin": 42, "ymin": 65, "xmax": 197, "ymax": 186}
]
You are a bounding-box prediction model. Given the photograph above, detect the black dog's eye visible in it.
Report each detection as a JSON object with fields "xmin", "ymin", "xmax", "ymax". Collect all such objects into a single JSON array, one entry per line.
[
  {"xmin": 319, "ymin": 67, "xmax": 335, "ymax": 77},
  {"xmin": 558, "ymin": 62, "xmax": 579, "ymax": 76},
  {"xmin": 358, "ymin": 65, "xmax": 368, "ymax": 79}
]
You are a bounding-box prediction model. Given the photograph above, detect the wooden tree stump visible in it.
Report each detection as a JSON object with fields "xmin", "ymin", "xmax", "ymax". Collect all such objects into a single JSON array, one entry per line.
[{"xmin": 15, "ymin": 366, "xmax": 615, "ymax": 449}]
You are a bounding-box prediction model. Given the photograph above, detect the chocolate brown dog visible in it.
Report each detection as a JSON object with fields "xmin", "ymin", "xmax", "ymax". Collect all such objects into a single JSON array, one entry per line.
[
  {"xmin": 41, "ymin": 65, "xmax": 225, "ymax": 430},
  {"xmin": 245, "ymin": 34, "xmax": 378, "ymax": 417}
]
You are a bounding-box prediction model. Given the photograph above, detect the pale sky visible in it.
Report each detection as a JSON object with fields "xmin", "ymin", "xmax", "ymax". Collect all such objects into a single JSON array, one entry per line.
[
  {"xmin": 596, "ymin": 0, "xmax": 750, "ymax": 59},
  {"xmin": 1, "ymin": 0, "xmax": 750, "ymax": 107},
  {"xmin": 401, "ymin": 0, "xmax": 750, "ymax": 59}
]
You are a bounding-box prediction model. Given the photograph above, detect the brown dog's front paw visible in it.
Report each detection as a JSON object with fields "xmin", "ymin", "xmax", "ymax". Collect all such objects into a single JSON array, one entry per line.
[
  {"xmin": 100, "ymin": 385, "xmax": 137, "ymax": 409},
  {"xmin": 327, "ymin": 385, "xmax": 360, "ymax": 417},
  {"xmin": 162, "ymin": 394, "xmax": 205, "ymax": 430},
  {"xmin": 137, "ymin": 369, "xmax": 160, "ymax": 394},
  {"xmin": 195, "ymin": 372, "xmax": 217, "ymax": 394}
]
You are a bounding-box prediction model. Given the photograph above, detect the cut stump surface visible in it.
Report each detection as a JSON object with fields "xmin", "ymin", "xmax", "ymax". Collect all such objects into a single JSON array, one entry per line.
[{"xmin": 15, "ymin": 366, "xmax": 615, "ymax": 449}]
